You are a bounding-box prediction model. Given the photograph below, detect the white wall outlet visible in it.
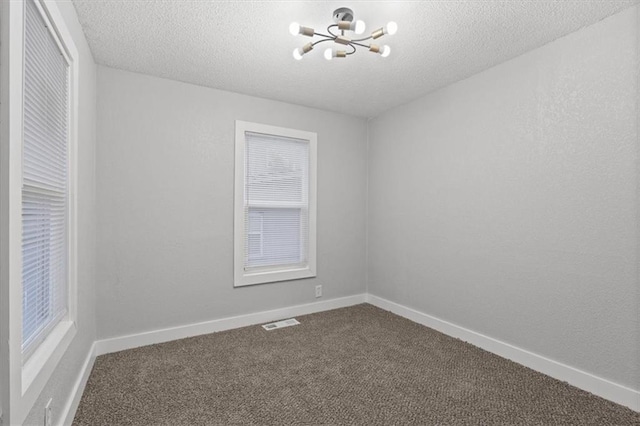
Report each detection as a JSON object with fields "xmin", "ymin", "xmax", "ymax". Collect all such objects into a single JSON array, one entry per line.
[
  {"xmin": 315, "ymin": 285, "xmax": 322, "ymax": 298},
  {"xmin": 44, "ymin": 399, "xmax": 52, "ymax": 426}
]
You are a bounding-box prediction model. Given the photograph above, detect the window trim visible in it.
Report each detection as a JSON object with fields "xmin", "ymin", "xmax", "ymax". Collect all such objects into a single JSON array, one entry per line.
[
  {"xmin": 234, "ymin": 120, "xmax": 317, "ymax": 287},
  {"xmin": 2, "ymin": 0, "xmax": 79, "ymax": 423}
]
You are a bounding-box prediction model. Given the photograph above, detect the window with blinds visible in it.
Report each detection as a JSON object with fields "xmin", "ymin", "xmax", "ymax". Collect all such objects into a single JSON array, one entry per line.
[
  {"xmin": 22, "ymin": 0, "xmax": 70, "ymax": 357},
  {"xmin": 235, "ymin": 122, "xmax": 317, "ymax": 287}
]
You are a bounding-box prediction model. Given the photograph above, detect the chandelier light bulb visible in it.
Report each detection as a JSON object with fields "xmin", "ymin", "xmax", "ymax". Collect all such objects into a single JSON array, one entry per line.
[
  {"xmin": 380, "ymin": 45, "xmax": 391, "ymax": 57},
  {"xmin": 293, "ymin": 43, "xmax": 313, "ymax": 60},
  {"xmin": 386, "ymin": 21, "xmax": 398, "ymax": 35},
  {"xmin": 289, "ymin": 22, "xmax": 300, "ymax": 36},
  {"xmin": 338, "ymin": 20, "xmax": 365, "ymax": 34},
  {"xmin": 324, "ymin": 49, "xmax": 348, "ymax": 60}
]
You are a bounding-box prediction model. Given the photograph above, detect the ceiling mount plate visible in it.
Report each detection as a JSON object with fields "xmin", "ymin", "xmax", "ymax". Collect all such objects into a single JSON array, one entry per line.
[{"xmin": 332, "ymin": 7, "xmax": 354, "ymax": 23}]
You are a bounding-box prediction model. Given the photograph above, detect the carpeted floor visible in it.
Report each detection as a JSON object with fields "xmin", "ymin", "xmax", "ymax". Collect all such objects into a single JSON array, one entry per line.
[{"xmin": 73, "ymin": 304, "xmax": 640, "ymax": 425}]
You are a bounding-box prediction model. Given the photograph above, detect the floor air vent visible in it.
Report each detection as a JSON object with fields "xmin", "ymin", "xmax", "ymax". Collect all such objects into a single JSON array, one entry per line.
[{"xmin": 262, "ymin": 318, "xmax": 300, "ymax": 331}]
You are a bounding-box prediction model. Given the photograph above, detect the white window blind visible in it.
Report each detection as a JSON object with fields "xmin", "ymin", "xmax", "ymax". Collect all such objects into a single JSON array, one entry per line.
[
  {"xmin": 22, "ymin": 0, "xmax": 70, "ymax": 357},
  {"xmin": 244, "ymin": 132, "xmax": 309, "ymax": 271}
]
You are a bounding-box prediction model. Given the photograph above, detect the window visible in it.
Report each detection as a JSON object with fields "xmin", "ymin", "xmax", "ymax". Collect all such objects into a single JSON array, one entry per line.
[
  {"xmin": 2, "ymin": 0, "xmax": 77, "ymax": 422},
  {"xmin": 234, "ymin": 121, "xmax": 317, "ymax": 287},
  {"xmin": 21, "ymin": 0, "xmax": 71, "ymax": 359}
]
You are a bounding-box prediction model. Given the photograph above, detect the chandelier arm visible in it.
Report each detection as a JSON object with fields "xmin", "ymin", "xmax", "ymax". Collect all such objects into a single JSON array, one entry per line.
[
  {"xmin": 351, "ymin": 35, "xmax": 373, "ymax": 42},
  {"xmin": 345, "ymin": 44, "xmax": 358, "ymax": 55},
  {"xmin": 313, "ymin": 32, "xmax": 334, "ymax": 40},
  {"xmin": 327, "ymin": 24, "xmax": 339, "ymax": 37},
  {"xmin": 311, "ymin": 38, "xmax": 334, "ymax": 47},
  {"xmin": 350, "ymin": 41, "xmax": 370, "ymax": 49}
]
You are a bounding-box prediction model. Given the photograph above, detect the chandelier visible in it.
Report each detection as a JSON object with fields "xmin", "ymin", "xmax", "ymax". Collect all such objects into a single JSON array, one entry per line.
[{"xmin": 289, "ymin": 7, "xmax": 397, "ymax": 60}]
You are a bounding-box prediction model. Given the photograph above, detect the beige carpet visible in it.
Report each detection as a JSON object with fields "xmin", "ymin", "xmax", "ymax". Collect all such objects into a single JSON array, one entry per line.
[{"xmin": 73, "ymin": 304, "xmax": 640, "ymax": 425}]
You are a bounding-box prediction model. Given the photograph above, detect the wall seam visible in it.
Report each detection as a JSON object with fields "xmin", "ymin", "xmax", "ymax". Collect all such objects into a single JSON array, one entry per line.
[
  {"xmin": 636, "ymin": 2, "xmax": 640, "ymax": 396},
  {"xmin": 365, "ymin": 117, "xmax": 372, "ymax": 295}
]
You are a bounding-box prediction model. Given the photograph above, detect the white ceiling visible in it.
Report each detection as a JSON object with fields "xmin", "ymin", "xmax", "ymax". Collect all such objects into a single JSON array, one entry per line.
[{"xmin": 72, "ymin": 0, "xmax": 639, "ymax": 118}]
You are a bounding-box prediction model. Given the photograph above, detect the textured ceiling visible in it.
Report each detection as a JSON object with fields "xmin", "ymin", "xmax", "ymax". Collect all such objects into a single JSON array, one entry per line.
[{"xmin": 72, "ymin": 0, "xmax": 639, "ymax": 118}]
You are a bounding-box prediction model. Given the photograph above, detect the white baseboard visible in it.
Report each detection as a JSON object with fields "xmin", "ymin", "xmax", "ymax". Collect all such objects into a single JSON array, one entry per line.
[
  {"xmin": 366, "ymin": 294, "xmax": 640, "ymax": 412},
  {"xmin": 95, "ymin": 294, "xmax": 367, "ymax": 356},
  {"xmin": 58, "ymin": 342, "xmax": 96, "ymax": 426}
]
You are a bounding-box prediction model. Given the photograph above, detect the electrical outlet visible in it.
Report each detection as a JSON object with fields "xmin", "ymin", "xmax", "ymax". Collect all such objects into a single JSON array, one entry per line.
[
  {"xmin": 44, "ymin": 399, "xmax": 52, "ymax": 426},
  {"xmin": 315, "ymin": 285, "xmax": 322, "ymax": 298}
]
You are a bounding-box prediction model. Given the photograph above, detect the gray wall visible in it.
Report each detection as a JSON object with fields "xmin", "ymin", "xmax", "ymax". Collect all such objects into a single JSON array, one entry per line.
[
  {"xmin": 367, "ymin": 6, "xmax": 639, "ymax": 390},
  {"xmin": 95, "ymin": 66, "xmax": 368, "ymax": 339},
  {"xmin": 23, "ymin": 1, "xmax": 97, "ymax": 424},
  {"xmin": 0, "ymin": 2, "xmax": 8, "ymax": 421}
]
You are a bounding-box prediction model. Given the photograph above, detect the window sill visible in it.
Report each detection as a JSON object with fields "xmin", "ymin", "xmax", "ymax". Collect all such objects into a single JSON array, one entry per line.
[
  {"xmin": 22, "ymin": 319, "xmax": 76, "ymax": 395},
  {"xmin": 235, "ymin": 266, "xmax": 316, "ymax": 287}
]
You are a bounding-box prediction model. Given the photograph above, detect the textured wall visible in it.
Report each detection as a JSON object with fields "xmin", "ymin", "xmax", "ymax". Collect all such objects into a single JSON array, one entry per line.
[
  {"xmin": 23, "ymin": 1, "xmax": 97, "ymax": 424},
  {"xmin": 95, "ymin": 66, "xmax": 368, "ymax": 340},
  {"xmin": 367, "ymin": 6, "xmax": 639, "ymax": 389}
]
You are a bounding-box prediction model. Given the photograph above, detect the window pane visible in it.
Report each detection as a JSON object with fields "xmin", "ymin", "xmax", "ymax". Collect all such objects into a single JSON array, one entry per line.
[
  {"xmin": 245, "ymin": 208, "xmax": 306, "ymax": 268},
  {"xmin": 22, "ymin": 191, "xmax": 67, "ymax": 350},
  {"xmin": 246, "ymin": 133, "xmax": 309, "ymax": 204}
]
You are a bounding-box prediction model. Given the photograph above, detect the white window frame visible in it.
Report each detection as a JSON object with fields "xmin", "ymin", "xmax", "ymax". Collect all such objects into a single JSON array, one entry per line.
[
  {"xmin": 234, "ymin": 121, "xmax": 317, "ymax": 287},
  {"xmin": 1, "ymin": 0, "xmax": 78, "ymax": 423}
]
